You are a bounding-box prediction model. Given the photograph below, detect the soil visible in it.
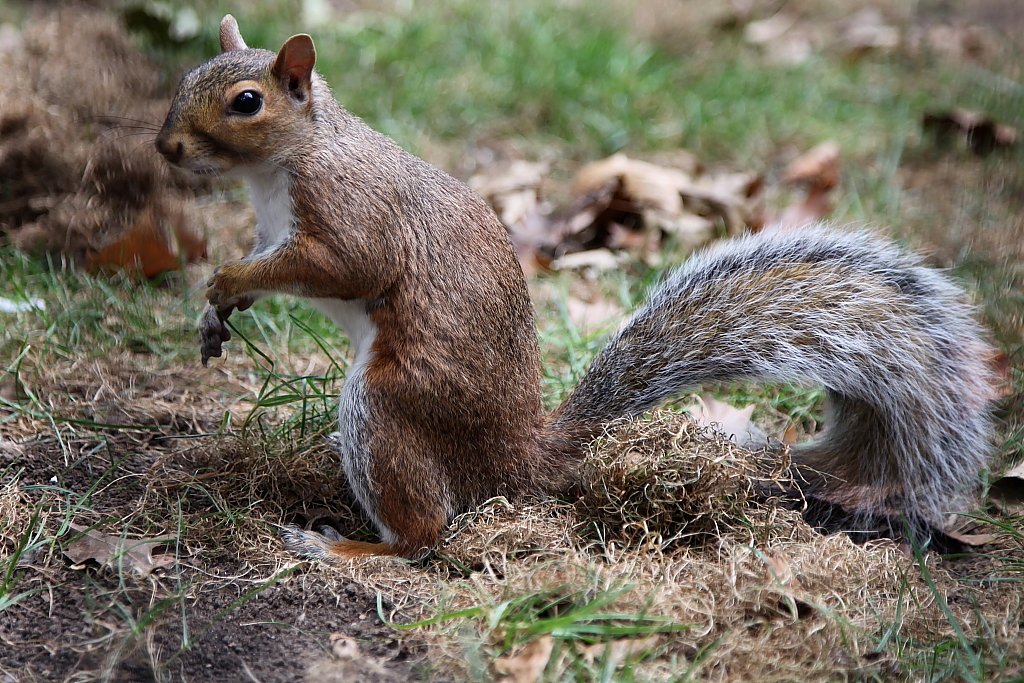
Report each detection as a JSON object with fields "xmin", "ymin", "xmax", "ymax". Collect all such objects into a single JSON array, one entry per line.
[
  {"xmin": 0, "ymin": 423, "xmax": 424, "ymax": 682},
  {"xmin": 1, "ymin": 1, "xmax": 1021, "ymax": 681}
]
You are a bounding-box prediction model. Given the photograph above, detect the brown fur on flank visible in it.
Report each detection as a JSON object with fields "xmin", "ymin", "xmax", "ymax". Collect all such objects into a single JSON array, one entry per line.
[{"xmin": 156, "ymin": 16, "xmax": 996, "ymax": 560}]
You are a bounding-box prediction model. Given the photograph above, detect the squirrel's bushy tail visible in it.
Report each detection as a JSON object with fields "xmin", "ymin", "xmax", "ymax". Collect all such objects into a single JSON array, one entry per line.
[{"xmin": 550, "ymin": 226, "xmax": 996, "ymax": 530}]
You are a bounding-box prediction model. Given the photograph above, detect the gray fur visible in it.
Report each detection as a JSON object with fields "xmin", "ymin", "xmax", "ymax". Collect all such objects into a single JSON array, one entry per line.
[{"xmin": 556, "ymin": 226, "xmax": 995, "ymax": 531}]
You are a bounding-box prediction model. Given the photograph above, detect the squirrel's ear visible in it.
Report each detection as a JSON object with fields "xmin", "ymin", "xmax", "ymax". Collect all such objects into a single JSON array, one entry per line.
[
  {"xmin": 219, "ymin": 15, "xmax": 247, "ymax": 52},
  {"xmin": 273, "ymin": 34, "xmax": 316, "ymax": 101}
]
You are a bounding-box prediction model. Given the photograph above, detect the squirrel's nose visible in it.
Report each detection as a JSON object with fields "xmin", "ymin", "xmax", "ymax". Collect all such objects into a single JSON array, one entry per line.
[{"xmin": 155, "ymin": 134, "xmax": 184, "ymax": 164}]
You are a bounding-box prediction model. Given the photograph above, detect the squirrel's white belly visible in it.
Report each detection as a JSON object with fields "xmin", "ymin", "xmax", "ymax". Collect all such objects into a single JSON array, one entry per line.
[
  {"xmin": 242, "ymin": 166, "xmax": 295, "ymax": 256},
  {"xmin": 310, "ymin": 299, "xmax": 378, "ymax": 373},
  {"xmin": 311, "ymin": 297, "xmax": 391, "ymax": 541}
]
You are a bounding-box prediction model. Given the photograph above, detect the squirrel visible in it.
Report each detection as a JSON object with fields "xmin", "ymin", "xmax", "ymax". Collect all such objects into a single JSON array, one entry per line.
[{"xmin": 155, "ymin": 16, "xmax": 998, "ymax": 561}]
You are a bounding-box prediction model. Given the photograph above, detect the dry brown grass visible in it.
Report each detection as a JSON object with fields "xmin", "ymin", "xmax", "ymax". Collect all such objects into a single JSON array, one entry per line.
[
  {"xmin": 259, "ymin": 411, "xmax": 1022, "ymax": 682},
  {"xmin": 2, "ymin": 1, "xmax": 1022, "ymax": 680},
  {"xmin": 0, "ymin": 7, "xmax": 217, "ymax": 264},
  {"xmin": 3, "ymin": 280, "xmax": 1022, "ymax": 682}
]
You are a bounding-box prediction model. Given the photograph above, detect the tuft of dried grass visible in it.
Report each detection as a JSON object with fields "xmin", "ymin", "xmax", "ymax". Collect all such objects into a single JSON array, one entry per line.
[
  {"xmin": 575, "ymin": 410, "xmax": 804, "ymax": 552},
  {"xmin": 295, "ymin": 409, "xmax": 1021, "ymax": 682},
  {"xmin": 439, "ymin": 497, "xmax": 582, "ymax": 574}
]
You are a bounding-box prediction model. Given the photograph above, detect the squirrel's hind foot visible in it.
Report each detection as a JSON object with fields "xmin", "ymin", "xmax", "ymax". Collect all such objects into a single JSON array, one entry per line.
[
  {"xmin": 279, "ymin": 523, "xmax": 396, "ymax": 562},
  {"xmin": 798, "ymin": 495, "xmax": 969, "ymax": 554}
]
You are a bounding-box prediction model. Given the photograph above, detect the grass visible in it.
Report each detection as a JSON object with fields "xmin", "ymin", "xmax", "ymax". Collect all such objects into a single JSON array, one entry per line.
[
  {"xmin": 383, "ymin": 575, "xmax": 692, "ymax": 683},
  {"xmin": 2, "ymin": 0, "xmax": 1024, "ymax": 681}
]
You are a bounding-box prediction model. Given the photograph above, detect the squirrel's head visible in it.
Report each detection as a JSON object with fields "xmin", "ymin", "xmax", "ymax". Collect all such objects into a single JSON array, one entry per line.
[{"xmin": 156, "ymin": 15, "xmax": 317, "ymax": 174}]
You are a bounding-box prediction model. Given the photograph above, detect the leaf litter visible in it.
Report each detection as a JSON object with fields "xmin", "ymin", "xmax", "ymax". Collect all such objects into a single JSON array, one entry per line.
[
  {"xmin": 1, "ymin": 3, "xmax": 1022, "ymax": 682},
  {"xmin": 64, "ymin": 523, "xmax": 175, "ymax": 576}
]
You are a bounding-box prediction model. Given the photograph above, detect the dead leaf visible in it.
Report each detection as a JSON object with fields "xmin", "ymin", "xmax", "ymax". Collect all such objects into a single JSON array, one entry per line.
[
  {"xmin": 87, "ymin": 201, "xmax": 207, "ymax": 279},
  {"xmin": 469, "ymin": 160, "xmax": 555, "ymax": 277},
  {"xmin": 907, "ymin": 24, "xmax": 997, "ymax": 64},
  {"xmin": 564, "ymin": 294, "xmax": 624, "ymax": 332},
  {"xmin": 65, "ymin": 523, "xmax": 175, "ymax": 576},
  {"xmin": 469, "ymin": 160, "xmax": 549, "ymax": 228},
  {"xmin": 783, "ymin": 141, "xmax": 841, "ymax": 190},
  {"xmin": 944, "ymin": 530, "xmax": 998, "ymax": 546},
  {"xmin": 770, "ymin": 184, "xmax": 833, "ymax": 232},
  {"xmin": 494, "ymin": 635, "xmax": 553, "ymax": 683},
  {"xmin": 574, "ymin": 154, "xmax": 691, "ymax": 216},
  {"xmin": 777, "ymin": 423, "xmax": 799, "ymax": 446},
  {"xmin": 989, "ymin": 461, "xmax": 1024, "ymax": 515},
  {"xmin": 607, "ymin": 221, "xmax": 664, "ymax": 266},
  {"xmin": 841, "ymin": 8, "xmax": 899, "ymax": 60},
  {"xmin": 743, "ymin": 13, "xmax": 813, "ymax": 65},
  {"xmin": 558, "ymin": 153, "xmax": 761, "ymax": 261},
  {"xmin": 0, "ymin": 22, "xmax": 22, "ymax": 54},
  {"xmin": 550, "ymin": 248, "xmax": 622, "ymax": 273},
  {"xmin": 985, "ymin": 348, "xmax": 1014, "ymax": 398},
  {"xmin": 0, "ymin": 436, "xmax": 24, "ymax": 457},
  {"xmin": 580, "ymin": 635, "xmax": 660, "ymax": 667},
  {"xmin": 744, "ymin": 13, "xmax": 796, "ymax": 45},
  {"xmin": 0, "ymin": 375, "xmax": 27, "ymax": 402},
  {"xmin": 764, "ymin": 141, "xmax": 840, "ymax": 233},
  {"xmin": 688, "ymin": 395, "xmax": 761, "ymax": 446},
  {"xmin": 923, "ymin": 109, "xmax": 1019, "ymax": 156}
]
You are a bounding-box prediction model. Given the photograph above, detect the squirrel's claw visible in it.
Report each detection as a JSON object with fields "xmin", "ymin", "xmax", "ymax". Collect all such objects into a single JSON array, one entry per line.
[
  {"xmin": 198, "ymin": 295, "xmax": 256, "ymax": 366},
  {"xmin": 198, "ymin": 304, "xmax": 231, "ymax": 366}
]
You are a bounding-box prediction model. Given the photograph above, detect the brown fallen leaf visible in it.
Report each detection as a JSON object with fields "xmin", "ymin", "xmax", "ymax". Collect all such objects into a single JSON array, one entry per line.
[
  {"xmin": 743, "ymin": 13, "xmax": 813, "ymax": 65},
  {"xmin": 469, "ymin": 160, "xmax": 554, "ymax": 277},
  {"xmin": 989, "ymin": 461, "xmax": 1024, "ymax": 515},
  {"xmin": 564, "ymin": 293, "xmax": 624, "ymax": 332},
  {"xmin": 573, "ymin": 154, "xmax": 691, "ymax": 217},
  {"xmin": 923, "ymin": 109, "xmax": 1019, "ymax": 156},
  {"xmin": 771, "ymin": 184, "xmax": 832, "ymax": 232},
  {"xmin": 985, "ymin": 348, "xmax": 1014, "ymax": 399},
  {"xmin": 765, "ymin": 141, "xmax": 841, "ymax": 233},
  {"xmin": 550, "ymin": 248, "xmax": 622, "ymax": 274},
  {"xmin": 906, "ymin": 24, "xmax": 998, "ymax": 64},
  {"xmin": 0, "ymin": 435, "xmax": 24, "ymax": 457},
  {"xmin": 783, "ymin": 140, "xmax": 841, "ymax": 190},
  {"xmin": 580, "ymin": 635, "xmax": 660, "ymax": 667},
  {"xmin": 607, "ymin": 220, "xmax": 657, "ymax": 254},
  {"xmin": 559, "ymin": 153, "xmax": 761, "ymax": 260},
  {"xmin": 87, "ymin": 201, "xmax": 207, "ymax": 279},
  {"xmin": 0, "ymin": 375, "xmax": 27, "ymax": 402},
  {"xmin": 469, "ymin": 160, "xmax": 549, "ymax": 228},
  {"xmin": 944, "ymin": 530, "xmax": 999, "ymax": 546},
  {"xmin": 841, "ymin": 8, "xmax": 899, "ymax": 60},
  {"xmin": 777, "ymin": 423, "xmax": 799, "ymax": 446},
  {"xmin": 65, "ymin": 523, "xmax": 175, "ymax": 576},
  {"xmin": 494, "ymin": 636, "xmax": 553, "ymax": 683}
]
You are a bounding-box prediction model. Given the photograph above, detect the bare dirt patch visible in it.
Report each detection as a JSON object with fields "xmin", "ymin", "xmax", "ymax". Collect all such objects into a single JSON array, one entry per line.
[{"xmin": 0, "ymin": 377, "xmax": 424, "ymax": 682}]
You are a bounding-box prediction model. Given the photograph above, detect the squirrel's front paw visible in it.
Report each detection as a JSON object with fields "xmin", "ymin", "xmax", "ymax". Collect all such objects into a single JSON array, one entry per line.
[
  {"xmin": 205, "ymin": 262, "xmax": 254, "ymax": 309},
  {"xmin": 198, "ymin": 304, "xmax": 231, "ymax": 367},
  {"xmin": 198, "ymin": 291, "xmax": 255, "ymax": 366}
]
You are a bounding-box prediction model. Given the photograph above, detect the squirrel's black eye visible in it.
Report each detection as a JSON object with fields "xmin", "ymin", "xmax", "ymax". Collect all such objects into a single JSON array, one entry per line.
[{"xmin": 230, "ymin": 90, "xmax": 262, "ymax": 115}]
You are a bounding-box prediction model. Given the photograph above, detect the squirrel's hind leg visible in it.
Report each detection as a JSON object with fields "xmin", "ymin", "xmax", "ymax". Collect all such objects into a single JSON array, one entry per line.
[{"xmin": 279, "ymin": 524, "xmax": 397, "ymax": 560}]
